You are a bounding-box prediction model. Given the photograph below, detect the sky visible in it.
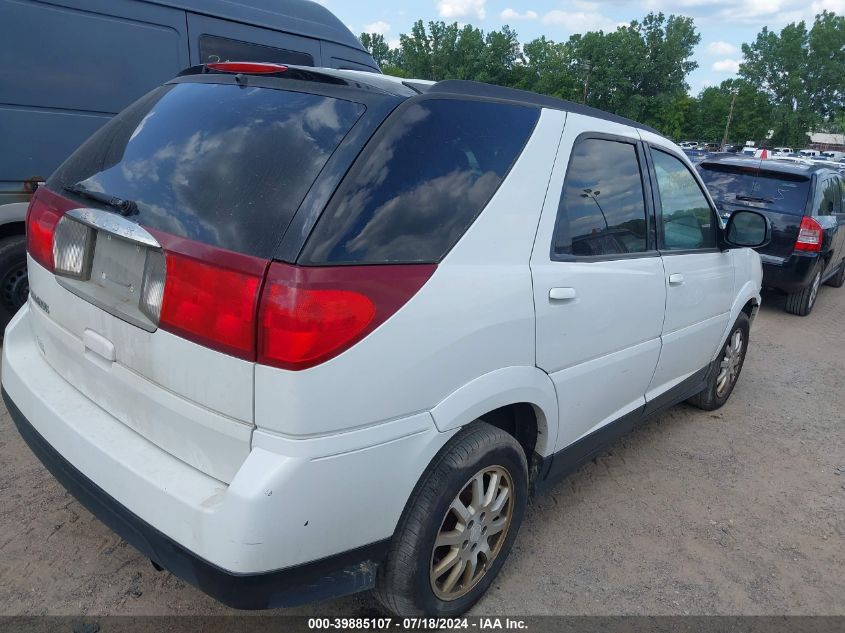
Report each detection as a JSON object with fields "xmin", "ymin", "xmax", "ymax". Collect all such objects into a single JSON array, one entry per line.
[{"xmin": 317, "ymin": 0, "xmax": 845, "ymax": 94}]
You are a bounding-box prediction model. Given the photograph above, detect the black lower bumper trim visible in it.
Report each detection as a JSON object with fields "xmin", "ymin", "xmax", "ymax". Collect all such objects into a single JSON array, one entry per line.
[{"xmin": 3, "ymin": 387, "xmax": 389, "ymax": 609}]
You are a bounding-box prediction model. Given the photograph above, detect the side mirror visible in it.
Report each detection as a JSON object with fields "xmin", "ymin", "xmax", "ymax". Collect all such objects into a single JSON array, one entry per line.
[{"xmin": 722, "ymin": 210, "xmax": 771, "ymax": 249}]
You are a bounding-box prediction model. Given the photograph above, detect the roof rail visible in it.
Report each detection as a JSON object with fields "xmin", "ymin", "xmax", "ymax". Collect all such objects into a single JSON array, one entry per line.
[{"xmin": 427, "ymin": 80, "xmax": 659, "ymax": 134}]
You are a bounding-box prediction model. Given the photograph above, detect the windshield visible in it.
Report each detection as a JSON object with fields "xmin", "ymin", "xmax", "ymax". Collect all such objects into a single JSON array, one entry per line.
[
  {"xmin": 49, "ymin": 82, "xmax": 365, "ymax": 257},
  {"xmin": 698, "ymin": 163, "xmax": 811, "ymax": 215}
]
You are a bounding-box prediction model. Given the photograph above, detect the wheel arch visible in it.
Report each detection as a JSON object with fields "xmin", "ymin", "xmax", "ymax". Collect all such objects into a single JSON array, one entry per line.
[{"xmin": 429, "ymin": 366, "xmax": 558, "ymax": 459}]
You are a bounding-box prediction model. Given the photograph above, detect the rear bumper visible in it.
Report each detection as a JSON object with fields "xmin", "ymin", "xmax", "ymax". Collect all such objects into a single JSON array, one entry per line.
[
  {"xmin": 2, "ymin": 303, "xmax": 448, "ymax": 608},
  {"xmin": 761, "ymin": 252, "xmax": 822, "ymax": 293},
  {"xmin": 3, "ymin": 388, "xmax": 386, "ymax": 609}
]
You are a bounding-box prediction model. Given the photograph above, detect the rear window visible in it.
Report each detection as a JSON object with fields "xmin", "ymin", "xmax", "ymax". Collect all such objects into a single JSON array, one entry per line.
[
  {"xmin": 698, "ymin": 163, "xmax": 811, "ymax": 215},
  {"xmin": 299, "ymin": 98, "xmax": 539, "ymax": 264},
  {"xmin": 49, "ymin": 82, "xmax": 365, "ymax": 258}
]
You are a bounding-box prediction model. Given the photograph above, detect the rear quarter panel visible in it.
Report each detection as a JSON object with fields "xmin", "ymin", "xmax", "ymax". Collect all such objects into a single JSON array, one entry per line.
[{"xmin": 254, "ymin": 109, "xmax": 566, "ymax": 448}]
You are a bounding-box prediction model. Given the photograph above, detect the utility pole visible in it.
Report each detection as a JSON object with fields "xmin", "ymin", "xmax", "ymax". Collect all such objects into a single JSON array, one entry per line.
[
  {"xmin": 582, "ymin": 61, "xmax": 592, "ymax": 104},
  {"xmin": 721, "ymin": 89, "xmax": 738, "ymax": 150}
]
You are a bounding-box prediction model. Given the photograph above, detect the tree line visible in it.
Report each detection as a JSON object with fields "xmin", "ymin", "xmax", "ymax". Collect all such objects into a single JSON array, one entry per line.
[{"xmin": 360, "ymin": 11, "xmax": 845, "ymax": 147}]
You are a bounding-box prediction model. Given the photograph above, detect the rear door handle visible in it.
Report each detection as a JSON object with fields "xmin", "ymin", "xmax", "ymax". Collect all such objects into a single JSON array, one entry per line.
[
  {"xmin": 549, "ymin": 287, "xmax": 577, "ymax": 301},
  {"xmin": 668, "ymin": 273, "xmax": 685, "ymax": 286}
]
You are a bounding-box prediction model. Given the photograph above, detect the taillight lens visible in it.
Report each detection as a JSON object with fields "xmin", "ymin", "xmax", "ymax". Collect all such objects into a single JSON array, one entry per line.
[
  {"xmin": 53, "ymin": 215, "xmax": 96, "ymax": 279},
  {"xmin": 139, "ymin": 249, "xmax": 166, "ymax": 323},
  {"xmin": 152, "ymin": 233, "xmax": 268, "ymax": 360},
  {"xmin": 795, "ymin": 216, "xmax": 823, "ymax": 252},
  {"xmin": 258, "ymin": 263, "xmax": 436, "ymax": 370},
  {"xmin": 26, "ymin": 189, "xmax": 65, "ymax": 271}
]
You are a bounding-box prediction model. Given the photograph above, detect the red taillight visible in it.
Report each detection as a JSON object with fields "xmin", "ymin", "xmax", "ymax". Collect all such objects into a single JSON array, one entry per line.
[
  {"xmin": 257, "ymin": 263, "xmax": 436, "ymax": 370},
  {"xmin": 795, "ymin": 216, "xmax": 823, "ymax": 252},
  {"xmin": 26, "ymin": 188, "xmax": 76, "ymax": 271},
  {"xmin": 152, "ymin": 233, "xmax": 269, "ymax": 360},
  {"xmin": 207, "ymin": 62, "xmax": 288, "ymax": 74}
]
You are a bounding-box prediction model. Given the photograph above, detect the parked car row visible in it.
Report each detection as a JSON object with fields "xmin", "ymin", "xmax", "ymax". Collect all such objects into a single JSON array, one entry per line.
[{"xmin": 3, "ymin": 61, "xmax": 770, "ymax": 617}]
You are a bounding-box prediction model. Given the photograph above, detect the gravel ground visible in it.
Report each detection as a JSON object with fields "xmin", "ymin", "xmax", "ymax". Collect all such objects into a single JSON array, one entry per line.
[{"xmin": 0, "ymin": 286, "xmax": 843, "ymax": 616}]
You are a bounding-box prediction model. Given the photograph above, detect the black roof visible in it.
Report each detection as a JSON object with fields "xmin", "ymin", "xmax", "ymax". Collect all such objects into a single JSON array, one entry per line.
[
  {"xmin": 428, "ymin": 80, "xmax": 660, "ymax": 134},
  {"xmin": 143, "ymin": 0, "xmax": 366, "ymax": 50},
  {"xmin": 699, "ymin": 154, "xmax": 839, "ymax": 178}
]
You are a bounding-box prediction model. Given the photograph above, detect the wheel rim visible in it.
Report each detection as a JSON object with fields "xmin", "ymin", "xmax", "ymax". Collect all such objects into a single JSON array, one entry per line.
[
  {"xmin": 809, "ymin": 271, "xmax": 821, "ymax": 308},
  {"xmin": 1, "ymin": 264, "xmax": 28, "ymax": 313},
  {"xmin": 430, "ymin": 465, "xmax": 514, "ymax": 601},
  {"xmin": 716, "ymin": 329, "xmax": 744, "ymax": 398}
]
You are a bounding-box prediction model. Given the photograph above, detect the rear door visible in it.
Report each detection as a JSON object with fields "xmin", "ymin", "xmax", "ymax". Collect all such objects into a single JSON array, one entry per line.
[
  {"xmin": 187, "ymin": 13, "xmax": 321, "ymax": 66},
  {"xmin": 817, "ymin": 176, "xmax": 845, "ymax": 269},
  {"xmin": 531, "ymin": 115, "xmax": 665, "ymax": 451},
  {"xmin": 644, "ymin": 143, "xmax": 734, "ymax": 400}
]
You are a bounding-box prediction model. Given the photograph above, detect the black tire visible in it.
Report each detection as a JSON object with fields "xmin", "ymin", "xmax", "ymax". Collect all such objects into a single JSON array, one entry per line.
[
  {"xmin": 0, "ymin": 234, "xmax": 28, "ymax": 327},
  {"xmin": 825, "ymin": 259, "xmax": 845, "ymax": 288},
  {"xmin": 785, "ymin": 267, "xmax": 823, "ymax": 316},
  {"xmin": 687, "ymin": 312, "xmax": 750, "ymax": 411},
  {"xmin": 374, "ymin": 422, "xmax": 528, "ymax": 617}
]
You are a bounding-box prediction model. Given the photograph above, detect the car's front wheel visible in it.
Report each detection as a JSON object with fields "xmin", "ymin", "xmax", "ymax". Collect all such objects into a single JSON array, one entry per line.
[
  {"xmin": 688, "ymin": 312, "xmax": 750, "ymax": 411},
  {"xmin": 375, "ymin": 422, "xmax": 528, "ymax": 616},
  {"xmin": 825, "ymin": 259, "xmax": 845, "ymax": 288}
]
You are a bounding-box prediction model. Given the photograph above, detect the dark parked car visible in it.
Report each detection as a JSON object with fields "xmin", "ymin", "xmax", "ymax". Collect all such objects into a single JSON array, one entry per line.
[{"xmin": 698, "ymin": 155, "xmax": 845, "ymax": 315}]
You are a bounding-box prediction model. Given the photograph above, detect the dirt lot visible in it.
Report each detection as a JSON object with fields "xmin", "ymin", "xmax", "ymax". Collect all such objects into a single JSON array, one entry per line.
[{"xmin": 0, "ymin": 286, "xmax": 843, "ymax": 617}]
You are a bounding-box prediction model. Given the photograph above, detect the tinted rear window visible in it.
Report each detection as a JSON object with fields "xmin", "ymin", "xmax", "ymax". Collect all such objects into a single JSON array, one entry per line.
[
  {"xmin": 698, "ymin": 163, "xmax": 811, "ymax": 215},
  {"xmin": 300, "ymin": 98, "xmax": 539, "ymax": 264},
  {"xmin": 49, "ymin": 82, "xmax": 365, "ymax": 257}
]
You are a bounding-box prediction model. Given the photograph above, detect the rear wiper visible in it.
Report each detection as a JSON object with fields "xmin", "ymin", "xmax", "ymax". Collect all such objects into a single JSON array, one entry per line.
[
  {"xmin": 735, "ymin": 194, "xmax": 773, "ymax": 204},
  {"xmin": 64, "ymin": 183, "xmax": 139, "ymax": 216}
]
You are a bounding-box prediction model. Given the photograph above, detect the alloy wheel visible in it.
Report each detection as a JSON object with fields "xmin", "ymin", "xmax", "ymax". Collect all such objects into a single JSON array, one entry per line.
[
  {"xmin": 430, "ymin": 466, "xmax": 514, "ymax": 601},
  {"xmin": 716, "ymin": 329, "xmax": 744, "ymax": 398}
]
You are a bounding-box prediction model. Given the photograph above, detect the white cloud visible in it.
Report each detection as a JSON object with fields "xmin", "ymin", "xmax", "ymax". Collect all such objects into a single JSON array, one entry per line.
[
  {"xmin": 501, "ymin": 8, "xmax": 539, "ymax": 20},
  {"xmin": 362, "ymin": 20, "xmax": 391, "ymax": 35},
  {"xmin": 436, "ymin": 0, "xmax": 486, "ymax": 20},
  {"xmin": 388, "ymin": 38, "xmax": 401, "ymax": 50},
  {"xmin": 712, "ymin": 58, "xmax": 741, "ymax": 73},
  {"xmin": 542, "ymin": 9, "xmax": 620, "ymax": 33},
  {"xmin": 707, "ymin": 41, "xmax": 738, "ymax": 56}
]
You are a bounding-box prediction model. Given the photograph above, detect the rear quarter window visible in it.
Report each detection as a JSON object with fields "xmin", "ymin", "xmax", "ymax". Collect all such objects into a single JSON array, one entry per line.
[{"xmin": 299, "ymin": 98, "xmax": 540, "ymax": 264}]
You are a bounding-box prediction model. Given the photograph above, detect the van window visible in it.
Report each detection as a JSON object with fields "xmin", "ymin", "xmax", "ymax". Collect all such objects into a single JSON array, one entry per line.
[
  {"xmin": 300, "ymin": 99, "xmax": 539, "ymax": 264},
  {"xmin": 49, "ymin": 83, "xmax": 364, "ymax": 258},
  {"xmin": 199, "ymin": 35, "xmax": 315, "ymax": 66},
  {"xmin": 651, "ymin": 149, "xmax": 717, "ymax": 250},
  {"xmin": 552, "ymin": 138, "xmax": 649, "ymax": 258}
]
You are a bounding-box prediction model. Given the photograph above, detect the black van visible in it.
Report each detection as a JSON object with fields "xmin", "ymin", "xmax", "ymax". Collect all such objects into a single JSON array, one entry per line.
[{"xmin": 0, "ymin": 0, "xmax": 379, "ymax": 323}]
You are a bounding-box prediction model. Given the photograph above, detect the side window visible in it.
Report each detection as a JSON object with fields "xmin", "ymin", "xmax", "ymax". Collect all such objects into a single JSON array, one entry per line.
[
  {"xmin": 198, "ymin": 35, "xmax": 315, "ymax": 67},
  {"xmin": 552, "ymin": 138, "xmax": 649, "ymax": 258},
  {"xmin": 818, "ymin": 178, "xmax": 839, "ymax": 216},
  {"xmin": 651, "ymin": 149, "xmax": 717, "ymax": 251},
  {"xmin": 300, "ymin": 99, "xmax": 539, "ymax": 264}
]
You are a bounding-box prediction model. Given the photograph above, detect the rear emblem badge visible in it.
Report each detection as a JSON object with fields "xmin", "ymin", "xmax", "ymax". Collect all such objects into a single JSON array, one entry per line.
[{"xmin": 30, "ymin": 290, "xmax": 50, "ymax": 315}]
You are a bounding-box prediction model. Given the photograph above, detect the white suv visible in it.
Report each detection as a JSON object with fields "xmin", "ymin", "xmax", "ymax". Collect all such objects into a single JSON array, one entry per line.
[{"xmin": 2, "ymin": 63, "xmax": 769, "ymax": 616}]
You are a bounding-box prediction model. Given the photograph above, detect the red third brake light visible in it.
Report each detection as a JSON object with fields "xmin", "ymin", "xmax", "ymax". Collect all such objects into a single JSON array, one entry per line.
[
  {"xmin": 258, "ymin": 263, "xmax": 436, "ymax": 371},
  {"xmin": 795, "ymin": 216, "xmax": 823, "ymax": 252},
  {"xmin": 207, "ymin": 62, "xmax": 289, "ymax": 74}
]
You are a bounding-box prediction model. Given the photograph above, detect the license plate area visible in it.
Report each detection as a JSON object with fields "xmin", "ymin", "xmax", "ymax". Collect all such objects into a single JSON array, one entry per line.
[{"xmin": 55, "ymin": 209, "xmax": 162, "ymax": 332}]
